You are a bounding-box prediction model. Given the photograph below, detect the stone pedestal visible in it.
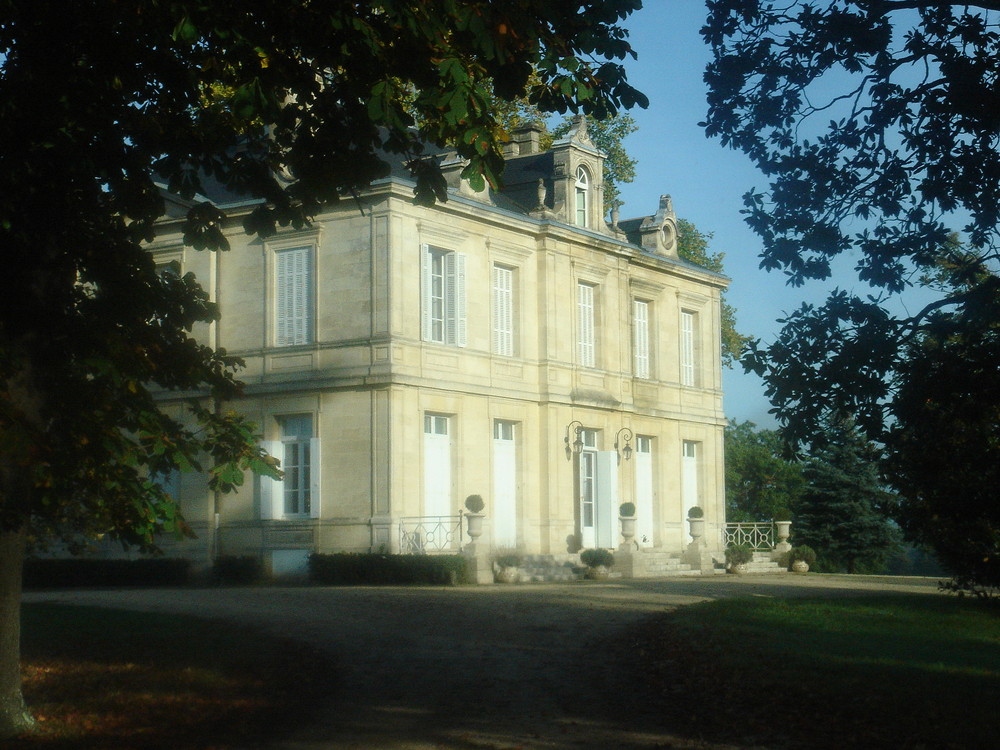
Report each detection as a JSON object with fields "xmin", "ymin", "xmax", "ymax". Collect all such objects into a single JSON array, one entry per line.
[
  {"xmin": 613, "ymin": 550, "xmax": 647, "ymax": 578},
  {"xmin": 682, "ymin": 541, "xmax": 716, "ymax": 574},
  {"xmin": 462, "ymin": 543, "xmax": 495, "ymax": 584},
  {"xmin": 619, "ymin": 516, "xmax": 638, "ymax": 552},
  {"xmin": 771, "ymin": 520, "xmax": 792, "ymax": 560}
]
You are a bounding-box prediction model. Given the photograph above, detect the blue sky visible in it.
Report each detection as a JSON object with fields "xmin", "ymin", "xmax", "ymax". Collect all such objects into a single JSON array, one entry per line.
[
  {"xmin": 612, "ymin": 3, "xmax": 949, "ymax": 430},
  {"xmin": 615, "ymin": 2, "xmax": 801, "ymax": 427}
]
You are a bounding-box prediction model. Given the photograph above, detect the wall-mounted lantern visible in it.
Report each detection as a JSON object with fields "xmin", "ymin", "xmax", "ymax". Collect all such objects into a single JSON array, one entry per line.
[
  {"xmin": 614, "ymin": 427, "xmax": 634, "ymax": 464},
  {"xmin": 564, "ymin": 420, "xmax": 584, "ymax": 460}
]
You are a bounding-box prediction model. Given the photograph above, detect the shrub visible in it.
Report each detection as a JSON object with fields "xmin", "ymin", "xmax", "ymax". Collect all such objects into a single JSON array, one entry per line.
[
  {"xmin": 213, "ymin": 555, "xmax": 264, "ymax": 584},
  {"xmin": 308, "ymin": 553, "xmax": 467, "ymax": 585},
  {"xmin": 493, "ymin": 548, "xmax": 523, "ymax": 568},
  {"xmin": 580, "ymin": 548, "xmax": 614, "ymax": 568},
  {"xmin": 790, "ymin": 545, "xmax": 817, "ymax": 565},
  {"xmin": 22, "ymin": 558, "xmax": 191, "ymax": 589},
  {"xmin": 464, "ymin": 494, "xmax": 485, "ymax": 513},
  {"xmin": 773, "ymin": 508, "xmax": 793, "ymax": 522},
  {"xmin": 687, "ymin": 506, "xmax": 704, "ymax": 519},
  {"xmin": 725, "ymin": 543, "xmax": 754, "ymax": 566},
  {"xmin": 619, "ymin": 502, "xmax": 636, "ymax": 518}
]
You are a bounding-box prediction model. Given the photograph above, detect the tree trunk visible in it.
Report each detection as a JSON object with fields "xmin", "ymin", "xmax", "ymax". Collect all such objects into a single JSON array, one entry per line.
[{"xmin": 0, "ymin": 526, "xmax": 34, "ymax": 738}]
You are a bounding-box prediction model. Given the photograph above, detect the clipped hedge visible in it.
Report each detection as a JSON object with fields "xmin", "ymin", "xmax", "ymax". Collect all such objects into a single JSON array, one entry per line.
[
  {"xmin": 213, "ymin": 555, "xmax": 265, "ymax": 585},
  {"xmin": 23, "ymin": 558, "xmax": 192, "ymax": 589},
  {"xmin": 308, "ymin": 552, "xmax": 467, "ymax": 585}
]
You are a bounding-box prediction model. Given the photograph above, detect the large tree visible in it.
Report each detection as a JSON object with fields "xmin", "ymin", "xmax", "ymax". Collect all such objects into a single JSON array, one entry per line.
[
  {"xmin": 702, "ymin": 2, "xmax": 1000, "ymax": 587},
  {"xmin": 795, "ymin": 420, "xmax": 900, "ymax": 574},
  {"xmin": 0, "ymin": 0, "xmax": 645, "ymax": 736},
  {"xmin": 724, "ymin": 420, "xmax": 804, "ymax": 522}
]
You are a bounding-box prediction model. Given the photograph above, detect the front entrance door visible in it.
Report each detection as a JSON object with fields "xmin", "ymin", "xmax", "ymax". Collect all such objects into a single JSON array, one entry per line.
[
  {"xmin": 579, "ymin": 448, "xmax": 597, "ymax": 548},
  {"xmin": 681, "ymin": 440, "xmax": 699, "ymax": 521},
  {"xmin": 578, "ymin": 429, "xmax": 618, "ymax": 548},
  {"xmin": 493, "ymin": 420, "xmax": 517, "ymax": 547},
  {"xmin": 635, "ymin": 436, "xmax": 654, "ymax": 547},
  {"xmin": 423, "ymin": 414, "xmax": 451, "ymax": 517}
]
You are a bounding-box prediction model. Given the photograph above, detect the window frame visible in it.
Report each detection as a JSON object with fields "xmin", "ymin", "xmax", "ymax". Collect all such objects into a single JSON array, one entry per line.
[
  {"xmin": 492, "ymin": 263, "xmax": 516, "ymax": 356},
  {"xmin": 680, "ymin": 309, "xmax": 698, "ymax": 387},
  {"xmin": 273, "ymin": 244, "xmax": 315, "ymax": 348},
  {"xmin": 421, "ymin": 244, "xmax": 467, "ymax": 347},
  {"xmin": 577, "ymin": 281, "xmax": 597, "ymax": 368},
  {"xmin": 633, "ymin": 298, "xmax": 651, "ymax": 379},
  {"xmin": 575, "ymin": 165, "xmax": 589, "ymax": 227}
]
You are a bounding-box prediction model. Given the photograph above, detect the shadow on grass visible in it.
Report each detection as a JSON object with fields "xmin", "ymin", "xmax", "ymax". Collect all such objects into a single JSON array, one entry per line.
[
  {"xmin": 609, "ymin": 594, "xmax": 1000, "ymax": 749},
  {"xmin": 12, "ymin": 603, "xmax": 336, "ymax": 750}
]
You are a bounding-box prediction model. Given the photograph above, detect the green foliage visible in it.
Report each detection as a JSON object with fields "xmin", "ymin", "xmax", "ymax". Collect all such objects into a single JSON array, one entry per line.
[
  {"xmin": 580, "ymin": 548, "xmax": 614, "ymax": 568},
  {"xmin": 885, "ymin": 322, "xmax": 1000, "ymax": 590},
  {"xmin": 687, "ymin": 506, "xmax": 704, "ymax": 519},
  {"xmin": 493, "ymin": 549, "xmax": 523, "ymax": 569},
  {"xmin": 794, "ymin": 420, "xmax": 900, "ymax": 574},
  {"xmin": 464, "ymin": 494, "xmax": 485, "ymax": 514},
  {"xmin": 724, "ymin": 420, "xmax": 803, "ymax": 522},
  {"xmin": 789, "ymin": 545, "xmax": 816, "ymax": 566},
  {"xmin": 308, "ymin": 553, "xmax": 467, "ymax": 586},
  {"xmin": 0, "ymin": 0, "xmax": 645, "ymax": 549},
  {"xmin": 703, "ymin": 0, "xmax": 1000, "ymax": 588},
  {"xmin": 676, "ymin": 220, "xmax": 748, "ymax": 366},
  {"xmin": 21, "ymin": 558, "xmax": 191, "ymax": 589},
  {"xmin": 724, "ymin": 543, "xmax": 753, "ymax": 566},
  {"xmin": 0, "ymin": 4, "xmax": 645, "ymax": 731},
  {"xmin": 619, "ymin": 502, "xmax": 636, "ymax": 518}
]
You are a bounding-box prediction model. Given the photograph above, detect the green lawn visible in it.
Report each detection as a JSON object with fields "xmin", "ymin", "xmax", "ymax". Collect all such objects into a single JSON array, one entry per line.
[
  {"xmin": 624, "ymin": 594, "xmax": 1000, "ymax": 749},
  {"xmin": 13, "ymin": 603, "xmax": 334, "ymax": 749}
]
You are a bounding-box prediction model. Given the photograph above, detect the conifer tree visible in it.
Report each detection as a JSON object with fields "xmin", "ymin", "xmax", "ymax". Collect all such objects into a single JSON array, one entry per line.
[{"xmin": 795, "ymin": 421, "xmax": 899, "ymax": 574}]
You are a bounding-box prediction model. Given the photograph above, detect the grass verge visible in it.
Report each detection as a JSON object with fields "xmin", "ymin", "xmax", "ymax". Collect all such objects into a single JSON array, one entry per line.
[
  {"xmin": 12, "ymin": 603, "xmax": 334, "ymax": 749},
  {"xmin": 621, "ymin": 594, "xmax": 1000, "ymax": 749}
]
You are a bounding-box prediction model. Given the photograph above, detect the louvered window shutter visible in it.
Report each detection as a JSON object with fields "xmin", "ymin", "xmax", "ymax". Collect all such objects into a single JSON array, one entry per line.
[
  {"xmin": 275, "ymin": 246, "xmax": 311, "ymax": 346},
  {"xmin": 420, "ymin": 244, "xmax": 432, "ymax": 341},
  {"xmin": 260, "ymin": 440, "xmax": 284, "ymax": 519},
  {"xmin": 634, "ymin": 300, "xmax": 650, "ymax": 378},
  {"xmin": 680, "ymin": 310, "xmax": 696, "ymax": 386},
  {"xmin": 453, "ymin": 252, "xmax": 467, "ymax": 347},
  {"xmin": 578, "ymin": 283, "xmax": 595, "ymax": 367},
  {"xmin": 309, "ymin": 437, "xmax": 322, "ymax": 519},
  {"xmin": 493, "ymin": 265, "xmax": 513, "ymax": 356}
]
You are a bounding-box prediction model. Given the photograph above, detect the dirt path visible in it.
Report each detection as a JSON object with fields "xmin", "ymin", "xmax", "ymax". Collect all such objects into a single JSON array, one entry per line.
[{"xmin": 26, "ymin": 574, "xmax": 941, "ymax": 749}]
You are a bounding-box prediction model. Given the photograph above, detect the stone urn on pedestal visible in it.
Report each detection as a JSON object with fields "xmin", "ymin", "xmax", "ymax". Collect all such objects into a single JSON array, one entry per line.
[
  {"xmin": 463, "ymin": 494, "xmax": 486, "ymax": 551},
  {"xmin": 772, "ymin": 514, "xmax": 793, "ymax": 560},
  {"xmin": 682, "ymin": 506, "xmax": 713, "ymax": 573},
  {"xmin": 462, "ymin": 494, "xmax": 494, "ymax": 584},
  {"xmin": 687, "ymin": 505, "xmax": 705, "ymax": 544},
  {"xmin": 618, "ymin": 502, "xmax": 637, "ymax": 551}
]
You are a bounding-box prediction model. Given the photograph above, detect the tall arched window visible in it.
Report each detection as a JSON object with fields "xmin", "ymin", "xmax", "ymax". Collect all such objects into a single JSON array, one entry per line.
[{"xmin": 575, "ymin": 166, "xmax": 589, "ymax": 227}]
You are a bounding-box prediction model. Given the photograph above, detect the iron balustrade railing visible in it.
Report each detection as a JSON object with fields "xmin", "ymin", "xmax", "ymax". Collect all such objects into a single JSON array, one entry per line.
[
  {"xmin": 723, "ymin": 522, "xmax": 775, "ymax": 551},
  {"xmin": 398, "ymin": 515, "xmax": 464, "ymax": 554}
]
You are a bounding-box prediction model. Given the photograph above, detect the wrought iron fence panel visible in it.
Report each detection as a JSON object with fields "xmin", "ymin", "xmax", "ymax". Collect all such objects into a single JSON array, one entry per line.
[
  {"xmin": 723, "ymin": 522, "xmax": 774, "ymax": 551},
  {"xmin": 399, "ymin": 515, "xmax": 464, "ymax": 554}
]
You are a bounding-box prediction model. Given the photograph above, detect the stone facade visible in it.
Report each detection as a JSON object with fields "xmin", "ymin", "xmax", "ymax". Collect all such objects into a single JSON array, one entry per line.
[{"xmin": 147, "ymin": 120, "xmax": 729, "ymax": 574}]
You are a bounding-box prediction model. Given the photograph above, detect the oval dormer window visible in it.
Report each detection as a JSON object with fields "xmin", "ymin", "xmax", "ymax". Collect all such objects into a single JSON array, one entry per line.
[{"xmin": 575, "ymin": 166, "xmax": 589, "ymax": 227}]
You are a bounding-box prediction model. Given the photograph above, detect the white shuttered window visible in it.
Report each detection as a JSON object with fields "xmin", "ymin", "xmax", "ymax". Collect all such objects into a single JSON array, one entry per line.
[
  {"xmin": 421, "ymin": 244, "xmax": 467, "ymax": 347},
  {"xmin": 577, "ymin": 282, "xmax": 596, "ymax": 367},
  {"xmin": 633, "ymin": 300, "xmax": 650, "ymax": 378},
  {"xmin": 680, "ymin": 310, "xmax": 697, "ymax": 386},
  {"xmin": 275, "ymin": 246, "xmax": 312, "ymax": 347},
  {"xmin": 493, "ymin": 264, "xmax": 514, "ymax": 356}
]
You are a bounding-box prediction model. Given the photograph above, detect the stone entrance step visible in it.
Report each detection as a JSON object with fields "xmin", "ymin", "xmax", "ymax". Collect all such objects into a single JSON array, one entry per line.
[{"xmin": 516, "ymin": 554, "xmax": 582, "ymax": 582}]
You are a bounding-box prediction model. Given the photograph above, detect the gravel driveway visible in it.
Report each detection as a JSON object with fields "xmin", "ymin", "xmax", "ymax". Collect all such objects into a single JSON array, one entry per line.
[{"xmin": 25, "ymin": 574, "xmax": 941, "ymax": 749}]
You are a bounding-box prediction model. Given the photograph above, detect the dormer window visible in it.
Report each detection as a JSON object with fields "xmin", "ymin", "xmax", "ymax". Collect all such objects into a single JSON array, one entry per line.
[{"xmin": 575, "ymin": 166, "xmax": 589, "ymax": 227}]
